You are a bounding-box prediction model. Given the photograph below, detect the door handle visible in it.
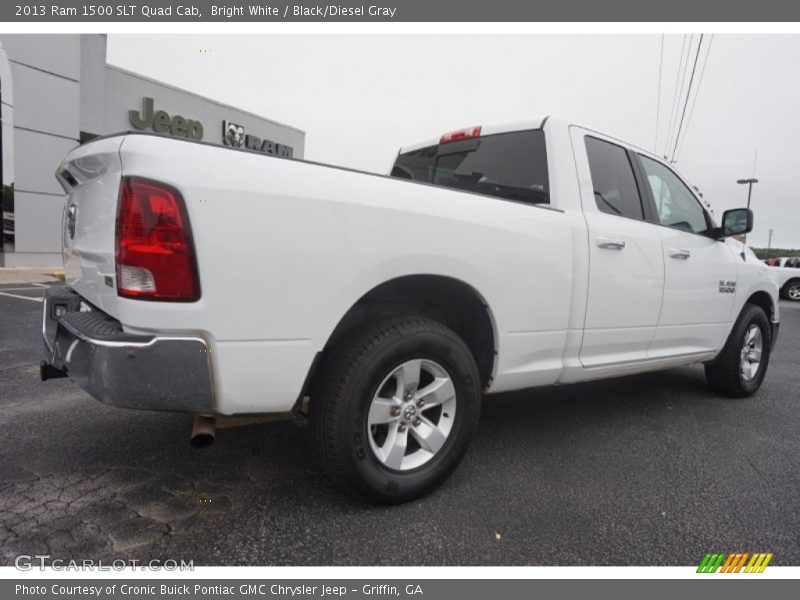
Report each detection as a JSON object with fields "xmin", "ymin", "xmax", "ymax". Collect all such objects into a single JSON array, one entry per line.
[
  {"xmin": 596, "ymin": 236, "xmax": 626, "ymax": 250},
  {"xmin": 669, "ymin": 248, "xmax": 691, "ymax": 259}
]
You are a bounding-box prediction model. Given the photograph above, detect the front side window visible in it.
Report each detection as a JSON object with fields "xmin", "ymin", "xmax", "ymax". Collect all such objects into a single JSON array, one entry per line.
[
  {"xmin": 391, "ymin": 130, "xmax": 549, "ymax": 205},
  {"xmin": 639, "ymin": 155, "xmax": 708, "ymax": 235},
  {"xmin": 584, "ymin": 137, "xmax": 644, "ymax": 220}
]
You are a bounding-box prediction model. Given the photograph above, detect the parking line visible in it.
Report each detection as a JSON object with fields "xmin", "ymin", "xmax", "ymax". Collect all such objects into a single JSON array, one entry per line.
[{"xmin": 0, "ymin": 291, "xmax": 44, "ymax": 303}]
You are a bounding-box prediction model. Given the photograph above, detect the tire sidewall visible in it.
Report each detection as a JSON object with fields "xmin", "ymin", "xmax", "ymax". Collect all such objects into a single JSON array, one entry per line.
[
  {"xmin": 335, "ymin": 327, "xmax": 480, "ymax": 502},
  {"xmin": 735, "ymin": 305, "xmax": 772, "ymax": 395}
]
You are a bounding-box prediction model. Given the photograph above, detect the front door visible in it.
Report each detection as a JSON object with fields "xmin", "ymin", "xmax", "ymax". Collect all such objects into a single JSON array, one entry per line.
[{"xmin": 636, "ymin": 154, "xmax": 738, "ymax": 357}]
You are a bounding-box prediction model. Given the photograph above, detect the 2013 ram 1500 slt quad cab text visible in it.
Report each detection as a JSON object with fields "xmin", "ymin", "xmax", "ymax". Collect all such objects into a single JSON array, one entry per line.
[{"xmin": 41, "ymin": 117, "xmax": 781, "ymax": 503}]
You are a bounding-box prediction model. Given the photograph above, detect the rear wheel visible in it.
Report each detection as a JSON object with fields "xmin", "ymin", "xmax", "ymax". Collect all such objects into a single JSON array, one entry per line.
[
  {"xmin": 310, "ymin": 316, "xmax": 481, "ymax": 503},
  {"xmin": 705, "ymin": 304, "xmax": 772, "ymax": 397},
  {"xmin": 782, "ymin": 279, "xmax": 800, "ymax": 301}
]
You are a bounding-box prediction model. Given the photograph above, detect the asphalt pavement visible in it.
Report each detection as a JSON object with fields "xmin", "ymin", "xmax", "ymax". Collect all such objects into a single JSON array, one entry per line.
[{"xmin": 1, "ymin": 280, "xmax": 798, "ymax": 566}]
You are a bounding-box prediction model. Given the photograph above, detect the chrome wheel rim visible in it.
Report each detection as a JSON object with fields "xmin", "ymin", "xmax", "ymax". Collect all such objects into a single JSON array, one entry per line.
[
  {"xmin": 740, "ymin": 324, "xmax": 763, "ymax": 382},
  {"xmin": 367, "ymin": 359, "xmax": 457, "ymax": 471},
  {"xmin": 788, "ymin": 285, "xmax": 800, "ymax": 301}
]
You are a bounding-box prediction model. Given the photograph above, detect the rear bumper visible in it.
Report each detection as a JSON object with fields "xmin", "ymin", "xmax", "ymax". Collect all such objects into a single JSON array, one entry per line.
[{"xmin": 41, "ymin": 285, "xmax": 213, "ymax": 413}]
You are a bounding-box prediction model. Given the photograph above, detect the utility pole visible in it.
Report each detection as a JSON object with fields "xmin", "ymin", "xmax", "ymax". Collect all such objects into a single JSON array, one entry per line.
[
  {"xmin": 767, "ymin": 228, "xmax": 773, "ymax": 260},
  {"xmin": 736, "ymin": 177, "xmax": 758, "ymax": 248},
  {"xmin": 737, "ymin": 177, "xmax": 759, "ymax": 210}
]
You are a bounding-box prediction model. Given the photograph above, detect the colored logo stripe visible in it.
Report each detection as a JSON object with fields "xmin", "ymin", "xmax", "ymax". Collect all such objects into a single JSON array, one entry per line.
[
  {"xmin": 697, "ymin": 553, "xmax": 726, "ymax": 573},
  {"xmin": 745, "ymin": 553, "xmax": 773, "ymax": 573},
  {"xmin": 697, "ymin": 552, "xmax": 773, "ymax": 573}
]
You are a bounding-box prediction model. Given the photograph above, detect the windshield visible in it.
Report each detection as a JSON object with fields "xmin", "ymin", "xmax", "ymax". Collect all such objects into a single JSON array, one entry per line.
[{"xmin": 391, "ymin": 129, "xmax": 549, "ymax": 205}]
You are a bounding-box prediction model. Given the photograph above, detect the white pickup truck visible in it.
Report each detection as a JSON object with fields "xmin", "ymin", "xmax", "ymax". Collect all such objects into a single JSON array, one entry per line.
[
  {"xmin": 42, "ymin": 117, "xmax": 780, "ymax": 503},
  {"xmin": 766, "ymin": 257, "xmax": 800, "ymax": 301}
]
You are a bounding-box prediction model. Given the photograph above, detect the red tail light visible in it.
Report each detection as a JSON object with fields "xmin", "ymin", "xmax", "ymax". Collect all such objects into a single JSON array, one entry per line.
[
  {"xmin": 440, "ymin": 126, "xmax": 482, "ymax": 144},
  {"xmin": 116, "ymin": 177, "xmax": 200, "ymax": 301}
]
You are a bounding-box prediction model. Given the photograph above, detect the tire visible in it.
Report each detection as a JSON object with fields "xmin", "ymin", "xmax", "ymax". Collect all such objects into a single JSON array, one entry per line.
[
  {"xmin": 781, "ymin": 279, "xmax": 800, "ymax": 302},
  {"xmin": 309, "ymin": 316, "xmax": 481, "ymax": 504},
  {"xmin": 705, "ymin": 304, "xmax": 772, "ymax": 398}
]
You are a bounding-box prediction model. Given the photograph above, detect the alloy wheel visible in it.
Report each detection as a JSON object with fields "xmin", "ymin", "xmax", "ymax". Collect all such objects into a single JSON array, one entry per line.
[
  {"xmin": 367, "ymin": 359, "xmax": 457, "ymax": 471},
  {"xmin": 739, "ymin": 324, "xmax": 763, "ymax": 382}
]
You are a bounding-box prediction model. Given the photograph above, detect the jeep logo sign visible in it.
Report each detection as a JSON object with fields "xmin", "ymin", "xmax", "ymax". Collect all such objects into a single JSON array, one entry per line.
[
  {"xmin": 222, "ymin": 120, "xmax": 293, "ymax": 158},
  {"xmin": 129, "ymin": 97, "xmax": 204, "ymax": 140}
]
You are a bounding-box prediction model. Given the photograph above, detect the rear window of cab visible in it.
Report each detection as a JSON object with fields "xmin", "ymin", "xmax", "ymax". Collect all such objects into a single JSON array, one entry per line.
[{"xmin": 391, "ymin": 130, "xmax": 549, "ymax": 205}]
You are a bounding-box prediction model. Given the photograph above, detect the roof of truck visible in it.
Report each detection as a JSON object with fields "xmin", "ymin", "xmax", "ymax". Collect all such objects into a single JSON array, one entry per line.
[
  {"xmin": 396, "ymin": 115, "xmax": 701, "ymax": 195},
  {"xmin": 398, "ymin": 117, "xmax": 548, "ymax": 154},
  {"xmin": 398, "ymin": 115, "xmax": 662, "ymax": 160}
]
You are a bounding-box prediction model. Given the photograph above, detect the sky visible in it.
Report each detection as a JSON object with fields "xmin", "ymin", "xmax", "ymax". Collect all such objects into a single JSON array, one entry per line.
[{"xmin": 108, "ymin": 34, "xmax": 800, "ymax": 248}]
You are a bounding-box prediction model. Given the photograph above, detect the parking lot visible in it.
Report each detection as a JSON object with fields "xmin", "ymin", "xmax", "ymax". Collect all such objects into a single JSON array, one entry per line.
[{"xmin": 1, "ymin": 277, "xmax": 798, "ymax": 566}]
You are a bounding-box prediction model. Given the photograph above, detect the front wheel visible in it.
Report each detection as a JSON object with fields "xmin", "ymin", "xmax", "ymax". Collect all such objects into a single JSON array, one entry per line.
[
  {"xmin": 310, "ymin": 316, "xmax": 481, "ymax": 504},
  {"xmin": 705, "ymin": 304, "xmax": 772, "ymax": 398}
]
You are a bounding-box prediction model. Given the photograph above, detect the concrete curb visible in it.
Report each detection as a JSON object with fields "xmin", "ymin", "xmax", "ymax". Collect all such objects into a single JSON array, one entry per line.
[{"xmin": 0, "ymin": 268, "xmax": 65, "ymax": 284}]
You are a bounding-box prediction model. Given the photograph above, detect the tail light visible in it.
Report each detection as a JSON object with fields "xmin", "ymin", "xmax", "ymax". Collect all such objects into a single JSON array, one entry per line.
[
  {"xmin": 115, "ymin": 177, "xmax": 200, "ymax": 301},
  {"xmin": 440, "ymin": 126, "xmax": 482, "ymax": 144}
]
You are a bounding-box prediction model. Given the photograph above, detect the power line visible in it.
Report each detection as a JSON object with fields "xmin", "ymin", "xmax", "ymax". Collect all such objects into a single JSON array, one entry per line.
[
  {"xmin": 674, "ymin": 35, "xmax": 714, "ymax": 162},
  {"xmin": 664, "ymin": 34, "xmax": 689, "ymax": 159},
  {"xmin": 663, "ymin": 35, "xmax": 687, "ymax": 158},
  {"xmin": 654, "ymin": 34, "xmax": 664, "ymax": 153},
  {"xmin": 670, "ymin": 34, "xmax": 704, "ymax": 163},
  {"xmin": 667, "ymin": 34, "xmax": 695, "ymax": 159}
]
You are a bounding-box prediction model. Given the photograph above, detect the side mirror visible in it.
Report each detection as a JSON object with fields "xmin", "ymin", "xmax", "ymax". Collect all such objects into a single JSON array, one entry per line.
[{"xmin": 716, "ymin": 208, "xmax": 753, "ymax": 238}]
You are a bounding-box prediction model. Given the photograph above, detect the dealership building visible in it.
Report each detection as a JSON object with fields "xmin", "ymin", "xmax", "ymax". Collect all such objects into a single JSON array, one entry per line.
[{"xmin": 0, "ymin": 34, "xmax": 305, "ymax": 267}]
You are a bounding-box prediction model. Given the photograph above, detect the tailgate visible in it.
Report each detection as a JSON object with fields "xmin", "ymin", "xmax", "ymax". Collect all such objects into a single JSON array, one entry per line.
[{"xmin": 55, "ymin": 136, "xmax": 125, "ymax": 318}]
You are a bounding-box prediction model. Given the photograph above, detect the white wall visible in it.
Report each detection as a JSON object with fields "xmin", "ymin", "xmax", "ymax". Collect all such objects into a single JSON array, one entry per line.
[
  {"xmin": 0, "ymin": 34, "xmax": 81, "ymax": 267},
  {"xmin": 102, "ymin": 66, "xmax": 305, "ymax": 157}
]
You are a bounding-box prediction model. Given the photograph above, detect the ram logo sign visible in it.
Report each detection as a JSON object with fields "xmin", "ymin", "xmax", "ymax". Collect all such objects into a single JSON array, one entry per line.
[
  {"xmin": 222, "ymin": 120, "xmax": 293, "ymax": 158},
  {"xmin": 697, "ymin": 552, "xmax": 773, "ymax": 573},
  {"xmin": 223, "ymin": 121, "xmax": 246, "ymax": 147}
]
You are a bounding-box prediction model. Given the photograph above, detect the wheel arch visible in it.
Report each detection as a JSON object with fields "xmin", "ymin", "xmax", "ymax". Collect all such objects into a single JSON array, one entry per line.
[
  {"xmin": 318, "ymin": 274, "xmax": 498, "ymax": 390},
  {"xmin": 745, "ymin": 289, "xmax": 776, "ymax": 322}
]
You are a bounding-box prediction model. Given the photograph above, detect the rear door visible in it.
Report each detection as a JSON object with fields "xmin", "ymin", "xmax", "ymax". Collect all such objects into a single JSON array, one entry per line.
[
  {"xmin": 635, "ymin": 154, "xmax": 738, "ymax": 356},
  {"xmin": 570, "ymin": 128, "xmax": 665, "ymax": 367}
]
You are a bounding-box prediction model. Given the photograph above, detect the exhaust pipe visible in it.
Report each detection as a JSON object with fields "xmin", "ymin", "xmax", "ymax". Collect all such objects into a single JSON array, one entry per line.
[{"xmin": 190, "ymin": 415, "xmax": 216, "ymax": 448}]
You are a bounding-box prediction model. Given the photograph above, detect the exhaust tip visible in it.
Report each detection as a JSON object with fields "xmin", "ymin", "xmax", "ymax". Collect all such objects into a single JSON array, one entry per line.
[{"xmin": 190, "ymin": 415, "xmax": 216, "ymax": 449}]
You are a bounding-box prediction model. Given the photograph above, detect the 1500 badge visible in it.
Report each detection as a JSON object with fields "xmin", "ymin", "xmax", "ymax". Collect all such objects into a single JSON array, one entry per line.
[{"xmin": 719, "ymin": 280, "xmax": 737, "ymax": 294}]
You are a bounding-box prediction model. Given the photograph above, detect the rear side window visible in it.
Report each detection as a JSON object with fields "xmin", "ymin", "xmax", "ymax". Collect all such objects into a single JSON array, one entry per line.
[
  {"xmin": 585, "ymin": 136, "xmax": 644, "ymax": 220},
  {"xmin": 391, "ymin": 130, "xmax": 549, "ymax": 205}
]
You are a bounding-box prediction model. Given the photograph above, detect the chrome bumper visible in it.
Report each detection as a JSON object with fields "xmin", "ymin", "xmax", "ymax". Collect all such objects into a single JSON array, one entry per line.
[{"xmin": 42, "ymin": 285, "xmax": 213, "ymax": 413}]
